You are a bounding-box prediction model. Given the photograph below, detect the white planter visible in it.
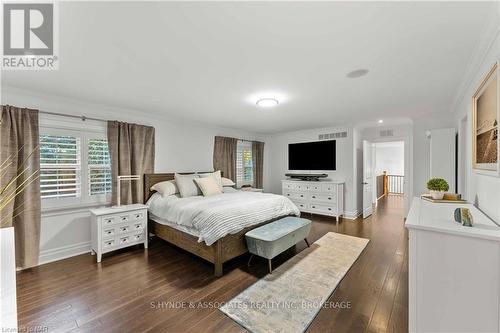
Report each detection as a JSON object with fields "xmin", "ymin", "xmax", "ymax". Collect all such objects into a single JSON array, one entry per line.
[
  {"xmin": 0, "ymin": 227, "xmax": 18, "ymax": 331},
  {"xmin": 430, "ymin": 190, "xmax": 445, "ymax": 200}
]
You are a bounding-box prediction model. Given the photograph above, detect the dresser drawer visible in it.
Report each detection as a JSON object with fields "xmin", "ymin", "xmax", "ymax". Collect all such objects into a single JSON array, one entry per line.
[
  {"xmin": 310, "ymin": 193, "xmax": 336, "ymax": 203},
  {"xmin": 309, "ymin": 203, "xmax": 337, "ymax": 214},
  {"xmin": 284, "ymin": 192, "xmax": 308, "ymax": 201},
  {"xmin": 322, "ymin": 184, "xmax": 337, "ymax": 193},
  {"xmin": 282, "ymin": 182, "xmax": 294, "ymax": 191},
  {"xmin": 294, "ymin": 201, "xmax": 308, "ymax": 210}
]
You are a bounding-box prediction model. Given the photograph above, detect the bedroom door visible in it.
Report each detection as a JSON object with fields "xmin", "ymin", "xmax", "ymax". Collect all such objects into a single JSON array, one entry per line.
[{"xmin": 362, "ymin": 140, "xmax": 373, "ymax": 218}]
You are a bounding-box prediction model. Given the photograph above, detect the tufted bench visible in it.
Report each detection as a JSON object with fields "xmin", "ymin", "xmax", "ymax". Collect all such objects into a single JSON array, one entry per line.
[{"xmin": 245, "ymin": 217, "xmax": 312, "ymax": 273}]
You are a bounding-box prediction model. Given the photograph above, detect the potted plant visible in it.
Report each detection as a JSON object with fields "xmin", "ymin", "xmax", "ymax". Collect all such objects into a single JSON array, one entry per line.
[{"xmin": 426, "ymin": 178, "xmax": 449, "ymax": 200}]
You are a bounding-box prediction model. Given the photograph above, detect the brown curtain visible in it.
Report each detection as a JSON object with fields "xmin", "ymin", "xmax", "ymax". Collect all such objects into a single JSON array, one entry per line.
[
  {"xmin": 0, "ymin": 105, "xmax": 41, "ymax": 269},
  {"xmin": 252, "ymin": 141, "xmax": 264, "ymax": 189},
  {"xmin": 213, "ymin": 136, "xmax": 237, "ymax": 181},
  {"xmin": 107, "ymin": 121, "xmax": 155, "ymax": 205}
]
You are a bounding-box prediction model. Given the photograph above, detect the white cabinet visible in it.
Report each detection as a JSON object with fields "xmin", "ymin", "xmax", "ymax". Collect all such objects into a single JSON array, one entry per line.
[
  {"xmin": 0, "ymin": 227, "xmax": 17, "ymax": 332},
  {"xmin": 282, "ymin": 180, "xmax": 344, "ymax": 225},
  {"xmin": 405, "ymin": 198, "xmax": 500, "ymax": 333},
  {"xmin": 90, "ymin": 204, "xmax": 148, "ymax": 262}
]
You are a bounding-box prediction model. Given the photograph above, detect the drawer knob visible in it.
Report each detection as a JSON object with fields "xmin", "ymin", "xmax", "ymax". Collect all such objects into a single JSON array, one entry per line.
[
  {"xmin": 328, "ymin": 197, "xmax": 332, "ymax": 200},
  {"xmin": 312, "ymin": 206, "xmax": 316, "ymax": 208},
  {"xmin": 328, "ymin": 208, "xmax": 332, "ymax": 211},
  {"xmin": 300, "ymin": 195, "xmax": 303, "ymax": 197},
  {"xmin": 312, "ymin": 196, "xmax": 316, "ymax": 198}
]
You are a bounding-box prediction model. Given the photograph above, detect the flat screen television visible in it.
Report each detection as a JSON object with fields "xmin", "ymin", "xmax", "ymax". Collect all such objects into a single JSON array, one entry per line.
[{"xmin": 288, "ymin": 140, "xmax": 336, "ymax": 170}]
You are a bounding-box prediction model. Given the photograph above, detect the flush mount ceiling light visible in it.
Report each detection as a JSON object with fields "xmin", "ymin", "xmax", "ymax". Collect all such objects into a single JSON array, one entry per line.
[
  {"xmin": 256, "ymin": 98, "xmax": 279, "ymax": 108},
  {"xmin": 378, "ymin": 119, "xmax": 384, "ymax": 124},
  {"xmin": 347, "ymin": 69, "xmax": 369, "ymax": 78}
]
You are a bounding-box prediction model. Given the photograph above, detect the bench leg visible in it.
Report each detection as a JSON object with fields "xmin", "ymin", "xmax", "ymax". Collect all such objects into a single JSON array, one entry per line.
[
  {"xmin": 304, "ymin": 238, "xmax": 310, "ymax": 247},
  {"xmin": 268, "ymin": 259, "xmax": 272, "ymax": 274},
  {"xmin": 247, "ymin": 254, "xmax": 254, "ymax": 267}
]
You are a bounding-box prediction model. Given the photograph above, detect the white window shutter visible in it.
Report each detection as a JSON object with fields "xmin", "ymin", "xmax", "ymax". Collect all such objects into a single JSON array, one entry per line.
[{"xmin": 39, "ymin": 135, "xmax": 81, "ymax": 199}]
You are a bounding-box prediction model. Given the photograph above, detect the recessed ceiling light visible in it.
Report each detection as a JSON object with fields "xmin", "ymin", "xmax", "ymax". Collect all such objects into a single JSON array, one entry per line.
[
  {"xmin": 256, "ymin": 98, "xmax": 279, "ymax": 108},
  {"xmin": 347, "ymin": 69, "xmax": 369, "ymax": 78},
  {"xmin": 378, "ymin": 119, "xmax": 384, "ymax": 124}
]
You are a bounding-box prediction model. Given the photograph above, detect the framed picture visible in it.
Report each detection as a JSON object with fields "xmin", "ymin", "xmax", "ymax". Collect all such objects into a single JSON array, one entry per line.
[{"xmin": 472, "ymin": 62, "xmax": 499, "ymax": 176}]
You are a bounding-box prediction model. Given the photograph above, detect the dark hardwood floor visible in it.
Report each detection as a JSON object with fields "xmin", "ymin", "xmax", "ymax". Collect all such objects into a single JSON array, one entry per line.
[{"xmin": 16, "ymin": 195, "xmax": 408, "ymax": 333}]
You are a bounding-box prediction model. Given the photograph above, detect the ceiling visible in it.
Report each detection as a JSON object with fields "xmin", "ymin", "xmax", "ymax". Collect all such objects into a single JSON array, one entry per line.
[{"xmin": 1, "ymin": 1, "xmax": 495, "ymax": 133}]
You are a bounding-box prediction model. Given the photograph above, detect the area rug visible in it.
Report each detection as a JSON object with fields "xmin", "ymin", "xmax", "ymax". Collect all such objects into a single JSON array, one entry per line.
[{"xmin": 219, "ymin": 232, "xmax": 369, "ymax": 333}]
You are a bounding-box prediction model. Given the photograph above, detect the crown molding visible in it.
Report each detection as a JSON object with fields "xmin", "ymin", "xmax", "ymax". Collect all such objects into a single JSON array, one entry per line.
[{"xmin": 450, "ymin": 7, "xmax": 500, "ymax": 113}]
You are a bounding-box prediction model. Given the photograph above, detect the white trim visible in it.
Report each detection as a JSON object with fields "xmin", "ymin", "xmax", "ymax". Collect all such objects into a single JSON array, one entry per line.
[
  {"xmin": 343, "ymin": 210, "xmax": 361, "ymax": 220},
  {"xmin": 38, "ymin": 241, "xmax": 91, "ymax": 265}
]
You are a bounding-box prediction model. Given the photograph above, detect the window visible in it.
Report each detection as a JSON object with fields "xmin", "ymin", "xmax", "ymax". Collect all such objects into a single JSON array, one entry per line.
[
  {"xmin": 236, "ymin": 140, "xmax": 253, "ymax": 187},
  {"xmin": 39, "ymin": 118, "xmax": 111, "ymax": 209},
  {"xmin": 88, "ymin": 139, "xmax": 112, "ymax": 196},
  {"xmin": 40, "ymin": 135, "xmax": 81, "ymax": 199}
]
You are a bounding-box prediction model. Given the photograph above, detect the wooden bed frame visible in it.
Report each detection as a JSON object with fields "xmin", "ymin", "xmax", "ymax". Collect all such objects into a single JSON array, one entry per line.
[{"xmin": 143, "ymin": 172, "xmax": 275, "ymax": 277}]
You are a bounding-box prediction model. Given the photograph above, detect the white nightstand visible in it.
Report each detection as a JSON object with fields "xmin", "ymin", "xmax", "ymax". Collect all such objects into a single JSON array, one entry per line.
[{"xmin": 90, "ymin": 204, "xmax": 148, "ymax": 263}]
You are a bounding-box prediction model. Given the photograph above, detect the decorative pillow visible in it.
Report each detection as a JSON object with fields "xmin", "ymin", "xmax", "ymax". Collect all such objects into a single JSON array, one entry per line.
[
  {"xmin": 198, "ymin": 170, "xmax": 223, "ymax": 191},
  {"xmin": 151, "ymin": 180, "xmax": 178, "ymax": 197},
  {"xmin": 221, "ymin": 177, "xmax": 236, "ymax": 187},
  {"xmin": 194, "ymin": 177, "xmax": 222, "ymax": 197},
  {"xmin": 175, "ymin": 173, "xmax": 201, "ymax": 198},
  {"xmin": 222, "ymin": 186, "xmax": 238, "ymax": 193}
]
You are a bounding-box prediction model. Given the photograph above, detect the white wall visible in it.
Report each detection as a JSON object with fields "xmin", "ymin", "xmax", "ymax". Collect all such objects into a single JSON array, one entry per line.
[
  {"xmin": 264, "ymin": 126, "xmax": 359, "ymax": 219},
  {"xmin": 453, "ymin": 3, "xmax": 500, "ymax": 223},
  {"xmin": 412, "ymin": 113, "xmax": 455, "ymax": 197},
  {"xmin": 374, "ymin": 142, "xmax": 404, "ymax": 176},
  {"xmin": 2, "ymin": 86, "xmax": 265, "ymax": 264}
]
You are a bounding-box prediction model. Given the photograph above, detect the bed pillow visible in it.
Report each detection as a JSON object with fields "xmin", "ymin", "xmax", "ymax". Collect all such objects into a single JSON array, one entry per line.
[
  {"xmin": 221, "ymin": 177, "xmax": 235, "ymax": 187},
  {"xmin": 175, "ymin": 173, "xmax": 201, "ymax": 198},
  {"xmin": 194, "ymin": 177, "xmax": 222, "ymax": 197},
  {"xmin": 222, "ymin": 186, "xmax": 238, "ymax": 193},
  {"xmin": 150, "ymin": 180, "xmax": 179, "ymax": 197},
  {"xmin": 198, "ymin": 170, "xmax": 223, "ymax": 191}
]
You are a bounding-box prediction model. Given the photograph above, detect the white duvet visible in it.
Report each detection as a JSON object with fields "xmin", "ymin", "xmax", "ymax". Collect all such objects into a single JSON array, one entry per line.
[{"xmin": 147, "ymin": 191, "xmax": 300, "ymax": 246}]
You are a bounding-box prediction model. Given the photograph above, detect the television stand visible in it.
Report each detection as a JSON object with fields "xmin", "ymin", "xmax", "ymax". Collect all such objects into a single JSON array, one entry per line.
[{"xmin": 285, "ymin": 173, "xmax": 328, "ymax": 181}]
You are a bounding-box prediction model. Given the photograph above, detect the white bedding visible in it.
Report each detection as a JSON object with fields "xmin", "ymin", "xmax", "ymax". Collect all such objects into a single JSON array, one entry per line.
[{"xmin": 147, "ymin": 191, "xmax": 300, "ymax": 246}]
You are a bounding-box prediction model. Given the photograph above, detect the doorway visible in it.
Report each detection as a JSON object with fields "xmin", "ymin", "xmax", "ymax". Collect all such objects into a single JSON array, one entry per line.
[{"xmin": 363, "ymin": 140, "xmax": 405, "ymax": 218}]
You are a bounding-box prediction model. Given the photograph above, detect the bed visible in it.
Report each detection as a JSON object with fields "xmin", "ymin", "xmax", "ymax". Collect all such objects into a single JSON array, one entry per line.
[{"xmin": 143, "ymin": 173, "xmax": 299, "ymax": 277}]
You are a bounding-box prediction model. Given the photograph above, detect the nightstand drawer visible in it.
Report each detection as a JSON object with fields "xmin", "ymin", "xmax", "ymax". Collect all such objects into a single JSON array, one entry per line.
[
  {"xmin": 132, "ymin": 232, "xmax": 144, "ymax": 242},
  {"xmin": 131, "ymin": 211, "xmax": 146, "ymax": 221},
  {"xmin": 118, "ymin": 225, "xmax": 132, "ymax": 234},
  {"xmin": 102, "ymin": 216, "xmax": 116, "ymax": 226},
  {"xmin": 103, "ymin": 228, "xmax": 115, "ymax": 238}
]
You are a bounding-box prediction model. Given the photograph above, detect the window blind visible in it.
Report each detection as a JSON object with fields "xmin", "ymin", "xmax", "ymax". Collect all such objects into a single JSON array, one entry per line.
[
  {"xmin": 40, "ymin": 135, "xmax": 81, "ymax": 199},
  {"xmin": 236, "ymin": 141, "xmax": 253, "ymax": 187},
  {"xmin": 88, "ymin": 139, "xmax": 112, "ymax": 196}
]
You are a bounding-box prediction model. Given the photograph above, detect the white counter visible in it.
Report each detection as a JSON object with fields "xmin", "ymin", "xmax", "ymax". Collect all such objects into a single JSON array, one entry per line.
[
  {"xmin": 406, "ymin": 197, "xmax": 500, "ymax": 242},
  {"xmin": 406, "ymin": 197, "xmax": 500, "ymax": 333}
]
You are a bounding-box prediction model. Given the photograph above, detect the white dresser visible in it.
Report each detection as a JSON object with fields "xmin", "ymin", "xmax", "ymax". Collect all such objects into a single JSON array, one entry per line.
[
  {"xmin": 282, "ymin": 179, "xmax": 344, "ymax": 224},
  {"xmin": 90, "ymin": 204, "xmax": 148, "ymax": 262},
  {"xmin": 406, "ymin": 198, "xmax": 500, "ymax": 333}
]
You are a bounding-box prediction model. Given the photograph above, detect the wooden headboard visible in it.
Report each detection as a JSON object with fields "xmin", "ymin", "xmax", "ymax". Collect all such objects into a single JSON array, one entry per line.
[{"xmin": 143, "ymin": 171, "xmax": 221, "ymax": 203}]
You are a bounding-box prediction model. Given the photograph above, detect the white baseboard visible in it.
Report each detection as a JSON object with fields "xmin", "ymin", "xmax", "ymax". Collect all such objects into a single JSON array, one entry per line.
[
  {"xmin": 344, "ymin": 210, "xmax": 361, "ymax": 220},
  {"xmin": 39, "ymin": 241, "xmax": 91, "ymax": 266}
]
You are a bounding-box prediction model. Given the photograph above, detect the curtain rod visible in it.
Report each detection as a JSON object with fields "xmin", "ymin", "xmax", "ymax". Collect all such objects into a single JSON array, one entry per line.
[{"xmin": 39, "ymin": 110, "xmax": 108, "ymax": 123}]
